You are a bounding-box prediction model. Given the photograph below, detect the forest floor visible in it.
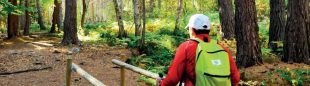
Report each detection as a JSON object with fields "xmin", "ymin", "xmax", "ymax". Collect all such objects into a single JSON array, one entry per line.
[
  {"xmin": 0, "ymin": 33, "xmax": 309, "ymax": 86},
  {"xmin": 0, "ymin": 33, "xmax": 143, "ymax": 86}
]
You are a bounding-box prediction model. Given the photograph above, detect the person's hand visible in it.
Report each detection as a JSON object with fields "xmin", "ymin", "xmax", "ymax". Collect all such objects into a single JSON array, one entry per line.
[{"xmin": 156, "ymin": 77, "xmax": 162, "ymax": 86}]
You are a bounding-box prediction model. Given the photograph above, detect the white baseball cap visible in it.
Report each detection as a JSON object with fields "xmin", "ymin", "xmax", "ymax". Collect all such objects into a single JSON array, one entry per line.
[{"xmin": 185, "ymin": 14, "xmax": 211, "ymax": 30}]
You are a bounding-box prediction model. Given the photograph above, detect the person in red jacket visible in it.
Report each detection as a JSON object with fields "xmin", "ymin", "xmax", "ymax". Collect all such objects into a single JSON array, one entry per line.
[{"xmin": 157, "ymin": 14, "xmax": 240, "ymax": 86}]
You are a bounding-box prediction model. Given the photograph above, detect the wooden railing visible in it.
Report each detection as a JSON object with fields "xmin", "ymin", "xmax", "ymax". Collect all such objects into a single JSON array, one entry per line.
[
  {"xmin": 66, "ymin": 58, "xmax": 106, "ymax": 86},
  {"xmin": 112, "ymin": 59, "xmax": 160, "ymax": 86}
]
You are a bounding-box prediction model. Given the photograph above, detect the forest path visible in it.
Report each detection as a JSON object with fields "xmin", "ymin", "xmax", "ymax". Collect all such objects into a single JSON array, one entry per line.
[{"xmin": 0, "ymin": 34, "xmax": 142, "ymax": 86}]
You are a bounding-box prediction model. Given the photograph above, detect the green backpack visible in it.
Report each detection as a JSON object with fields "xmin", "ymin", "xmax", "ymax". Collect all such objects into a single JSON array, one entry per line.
[{"xmin": 191, "ymin": 38, "xmax": 231, "ymax": 86}]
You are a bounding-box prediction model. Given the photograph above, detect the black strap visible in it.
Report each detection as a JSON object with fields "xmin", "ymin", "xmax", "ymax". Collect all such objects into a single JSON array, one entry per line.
[
  {"xmin": 204, "ymin": 73, "xmax": 230, "ymax": 78},
  {"xmin": 207, "ymin": 50, "xmax": 226, "ymax": 53}
]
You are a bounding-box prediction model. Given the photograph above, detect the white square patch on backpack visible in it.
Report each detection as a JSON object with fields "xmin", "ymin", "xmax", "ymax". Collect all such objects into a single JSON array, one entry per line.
[{"xmin": 211, "ymin": 59, "xmax": 222, "ymax": 66}]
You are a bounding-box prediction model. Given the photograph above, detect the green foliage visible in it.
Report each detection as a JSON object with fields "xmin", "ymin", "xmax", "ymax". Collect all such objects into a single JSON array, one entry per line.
[
  {"xmin": 266, "ymin": 67, "xmax": 310, "ymax": 86},
  {"xmin": 100, "ymin": 30, "xmax": 120, "ymax": 46},
  {"xmin": 0, "ymin": 0, "xmax": 27, "ymax": 16},
  {"xmin": 261, "ymin": 48, "xmax": 280, "ymax": 63}
]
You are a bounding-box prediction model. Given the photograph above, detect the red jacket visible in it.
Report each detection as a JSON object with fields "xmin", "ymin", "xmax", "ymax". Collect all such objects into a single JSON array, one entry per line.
[{"xmin": 160, "ymin": 34, "xmax": 240, "ymax": 86}]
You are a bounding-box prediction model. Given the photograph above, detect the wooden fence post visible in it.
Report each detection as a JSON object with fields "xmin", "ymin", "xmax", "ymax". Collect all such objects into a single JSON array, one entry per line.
[
  {"xmin": 121, "ymin": 66, "xmax": 125, "ymax": 86},
  {"xmin": 66, "ymin": 57, "xmax": 72, "ymax": 86}
]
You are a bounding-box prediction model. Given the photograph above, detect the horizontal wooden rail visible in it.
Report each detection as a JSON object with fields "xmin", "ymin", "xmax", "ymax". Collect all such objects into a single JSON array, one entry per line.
[
  {"xmin": 112, "ymin": 59, "xmax": 184, "ymax": 86},
  {"xmin": 66, "ymin": 58, "xmax": 106, "ymax": 86},
  {"xmin": 112, "ymin": 59, "xmax": 159, "ymax": 79}
]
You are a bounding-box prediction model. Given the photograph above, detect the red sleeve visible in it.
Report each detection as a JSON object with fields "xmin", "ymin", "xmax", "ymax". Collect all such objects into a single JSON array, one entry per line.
[
  {"xmin": 161, "ymin": 42, "xmax": 188, "ymax": 86},
  {"xmin": 218, "ymin": 42, "xmax": 240, "ymax": 86}
]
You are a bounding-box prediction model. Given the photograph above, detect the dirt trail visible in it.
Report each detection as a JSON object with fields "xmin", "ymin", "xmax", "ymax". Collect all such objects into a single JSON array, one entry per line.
[{"xmin": 0, "ymin": 34, "xmax": 142, "ymax": 86}]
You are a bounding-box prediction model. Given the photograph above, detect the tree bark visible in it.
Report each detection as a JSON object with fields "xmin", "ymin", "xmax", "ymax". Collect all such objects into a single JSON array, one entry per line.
[
  {"xmin": 140, "ymin": 0, "xmax": 146, "ymax": 47},
  {"xmin": 7, "ymin": 0, "xmax": 19, "ymax": 39},
  {"xmin": 36, "ymin": 0, "xmax": 46, "ymax": 30},
  {"xmin": 283, "ymin": 0, "xmax": 310, "ymax": 64},
  {"xmin": 24, "ymin": 0, "xmax": 31, "ymax": 35},
  {"xmin": 158, "ymin": 0, "xmax": 161, "ymax": 10},
  {"xmin": 19, "ymin": 0, "xmax": 25, "ymax": 32},
  {"xmin": 149, "ymin": 0, "xmax": 155, "ymax": 13},
  {"xmin": 133, "ymin": 0, "xmax": 141, "ymax": 36},
  {"xmin": 235, "ymin": 0, "xmax": 262, "ymax": 68},
  {"xmin": 218, "ymin": 0, "xmax": 235, "ymax": 39},
  {"xmin": 113, "ymin": 0, "xmax": 127, "ymax": 38},
  {"xmin": 268, "ymin": 0, "xmax": 285, "ymax": 50},
  {"xmin": 81, "ymin": 0, "xmax": 88, "ymax": 26},
  {"xmin": 62, "ymin": 0, "xmax": 79, "ymax": 45},
  {"xmin": 50, "ymin": 0, "xmax": 62, "ymax": 33},
  {"xmin": 174, "ymin": 0, "xmax": 183, "ymax": 35}
]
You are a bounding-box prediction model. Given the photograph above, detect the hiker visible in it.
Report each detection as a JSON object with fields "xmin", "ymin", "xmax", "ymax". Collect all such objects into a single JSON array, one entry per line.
[{"xmin": 156, "ymin": 14, "xmax": 240, "ymax": 86}]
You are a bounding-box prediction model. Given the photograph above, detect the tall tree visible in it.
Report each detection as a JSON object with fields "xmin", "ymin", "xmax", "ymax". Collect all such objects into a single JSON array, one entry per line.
[
  {"xmin": 149, "ymin": 0, "xmax": 155, "ymax": 12},
  {"xmin": 62, "ymin": 0, "xmax": 79, "ymax": 45},
  {"xmin": 140, "ymin": 0, "xmax": 146, "ymax": 46},
  {"xmin": 24, "ymin": 0, "xmax": 31, "ymax": 35},
  {"xmin": 218, "ymin": 0, "xmax": 235, "ymax": 39},
  {"xmin": 235, "ymin": 0, "xmax": 262, "ymax": 68},
  {"xmin": 50, "ymin": 0, "xmax": 62, "ymax": 33},
  {"xmin": 133, "ymin": 0, "xmax": 140, "ymax": 36},
  {"xmin": 173, "ymin": 0, "xmax": 183, "ymax": 34},
  {"xmin": 269, "ymin": 0, "xmax": 285, "ymax": 50},
  {"xmin": 36, "ymin": 0, "xmax": 46, "ymax": 30},
  {"xmin": 283, "ymin": 0, "xmax": 310, "ymax": 64},
  {"xmin": 19, "ymin": 0, "xmax": 25, "ymax": 31},
  {"xmin": 113, "ymin": 0, "xmax": 127, "ymax": 38},
  {"xmin": 7, "ymin": 0, "xmax": 19, "ymax": 39},
  {"xmin": 158, "ymin": 0, "xmax": 161, "ymax": 10},
  {"xmin": 81, "ymin": 0, "xmax": 88, "ymax": 26}
]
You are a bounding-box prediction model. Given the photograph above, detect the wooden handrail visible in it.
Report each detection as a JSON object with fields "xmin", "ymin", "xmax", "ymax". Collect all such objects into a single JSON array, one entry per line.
[
  {"xmin": 112, "ymin": 59, "xmax": 159, "ymax": 79},
  {"xmin": 66, "ymin": 58, "xmax": 106, "ymax": 86},
  {"xmin": 112, "ymin": 59, "xmax": 185, "ymax": 86}
]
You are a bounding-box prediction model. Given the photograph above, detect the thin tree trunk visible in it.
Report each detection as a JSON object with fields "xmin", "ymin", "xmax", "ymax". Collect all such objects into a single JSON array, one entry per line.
[
  {"xmin": 269, "ymin": 0, "xmax": 285, "ymax": 50},
  {"xmin": 133, "ymin": 0, "xmax": 140, "ymax": 36},
  {"xmin": 50, "ymin": 0, "xmax": 62, "ymax": 33},
  {"xmin": 140, "ymin": 0, "xmax": 146, "ymax": 47},
  {"xmin": 149, "ymin": 0, "xmax": 155, "ymax": 13},
  {"xmin": 158, "ymin": 0, "xmax": 161, "ymax": 10},
  {"xmin": 62, "ymin": 0, "xmax": 79, "ymax": 45},
  {"xmin": 218, "ymin": 0, "xmax": 235, "ymax": 39},
  {"xmin": 36, "ymin": 0, "xmax": 46, "ymax": 30},
  {"xmin": 81, "ymin": 0, "xmax": 87, "ymax": 26},
  {"xmin": 113, "ymin": 0, "xmax": 126, "ymax": 38},
  {"xmin": 7, "ymin": 0, "xmax": 19, "ymax": 39},
  {"xmin": 174, "ymin": 0, "xmax": 183, "ymax": 35},
  {"xmin": 283, "ymin": 0, "xmax": 310, "ymax": 64},
  {"xmin": 19, "ymin": 0, "xmax": 25, "ymax": 32},
  {"xmin": 235, "ymin": 0, "xmax": 262, "ymax": 68},
  {"xmin": 24, "ymin": 0, "xmax": 31, "ymax": 35}
]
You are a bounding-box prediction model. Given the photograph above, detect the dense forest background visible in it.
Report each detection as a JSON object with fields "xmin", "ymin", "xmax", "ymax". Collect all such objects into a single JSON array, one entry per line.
[{"xmin": 0, "ymin": 0, "xmax": 310, "ymax": 85}]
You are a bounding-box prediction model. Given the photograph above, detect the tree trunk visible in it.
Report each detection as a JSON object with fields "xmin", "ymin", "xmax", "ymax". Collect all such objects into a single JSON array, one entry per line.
[
  {"xmin": 235, "ymin": 0, "xmax": 262, "ymax": 68},
  {"xmin": 218, "ymin": 0, "xmax": 235, "ymax": 39},
  {"xmin": 113, "ymin": 0, "xmax": 126, "ymax": 38},
  {"xmin": 268, "ymin": 0, "xmax": 285, "ymax": 50},
  {"xmin": 50, "ymin": 0, "xmax": 62, "ymax": 33},
  {"xmin": 192, "ymin": 0, "xmax": 197, "ymax": 10},
  {"xmin": 24, "ymin": 0, "xmax": 31, "ymax": 35},
  {"xmin": 62, "ymin": 0, "xmax": 79, "ymax": 45},
  {"xmin": 158, "ymin": 0, "xmax": 161, "ymax": 10},
  {"xmin": 283, "ymin": 0, "xmax": 310, "ymax": 64},
  {"xmin": 81, "ymin": 0, "xmax": 87, "ymax": 26},
  {"xmin": 7, "ymin": 0, "xmax": 19, "ymax": 39},
  {"xmin": 19, "ymin": 0, "xmax": 25, "ymax": 32},
  {"xmin": 149, "ymin": 0, "xmax": 155, "ymax": 13},
  {"xmin": 140, "ymin": 0, "xmax": 146, "ymax": 47},
  {"xmin": 174, "ymin": 0, "xmax": 183, "ymax": 35},
  {"xmin": 133, "ymin": 0, "xmax": 141, "ymax": 36},
  {"xmin": 36, "ymin": 0, "xmax": 46, "ymax": 30}
]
